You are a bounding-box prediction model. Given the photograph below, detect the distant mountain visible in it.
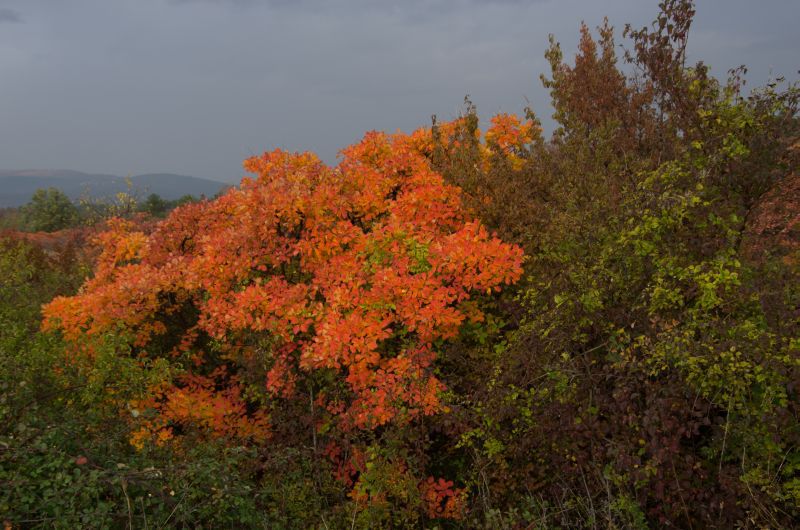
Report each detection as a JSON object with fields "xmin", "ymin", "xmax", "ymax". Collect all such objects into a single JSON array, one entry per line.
[{"xmin": 0, "ymin": 170, "xmax": 230, "ymax": 208}]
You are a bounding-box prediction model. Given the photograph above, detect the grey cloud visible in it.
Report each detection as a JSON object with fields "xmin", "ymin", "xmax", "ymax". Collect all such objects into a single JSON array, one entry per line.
[
  {"xmin": 167, "ymin": 0, "xmax": 281, "ymax": 5},
  {"xmin": 0, "ymin": 0, "xmax": 795, "ymax": 183},
  {"xmin": 0, "ymin": 8, "xmax": 22, "ymax": 23},
  {"xmin": 166, "ymin": 0, "xmax": 546, "ymax": 9}
]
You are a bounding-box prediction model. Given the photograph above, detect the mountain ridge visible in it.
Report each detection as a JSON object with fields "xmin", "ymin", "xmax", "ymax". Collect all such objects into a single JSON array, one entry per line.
[{"xmin": 0, "ymin": 169, "xmax": 230, "ymax": 207}]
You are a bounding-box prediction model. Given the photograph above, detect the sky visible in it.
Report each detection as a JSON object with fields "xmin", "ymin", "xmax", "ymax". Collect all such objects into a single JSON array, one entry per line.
[{"xmin": 0, "ymin": 0, "xmax": 798, "ymax": 184}]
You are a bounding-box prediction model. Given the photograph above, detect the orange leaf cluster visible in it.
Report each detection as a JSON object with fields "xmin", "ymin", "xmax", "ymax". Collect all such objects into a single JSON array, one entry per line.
[
  {"xmin": 484, "ymin": 113, "xmax": 539, "ymax": 170},
  {"xmin": 420, "ymin": 476, "xmax": 467, "ymax": 520},
  {"xmin": 129, "ymin": 371, "xmax": 270, "ymax": 449}
]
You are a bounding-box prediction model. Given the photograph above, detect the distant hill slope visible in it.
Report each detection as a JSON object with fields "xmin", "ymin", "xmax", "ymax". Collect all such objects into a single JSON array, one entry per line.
[{"xmin": 0, "ymin": 170, "xmax": 230, "ymax": 207}]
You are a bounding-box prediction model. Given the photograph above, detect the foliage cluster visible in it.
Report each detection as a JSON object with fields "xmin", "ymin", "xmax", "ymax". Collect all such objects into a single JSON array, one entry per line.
[{"xmin": 426, "ymin": 2, "xmax": 800, "ymax": 526}]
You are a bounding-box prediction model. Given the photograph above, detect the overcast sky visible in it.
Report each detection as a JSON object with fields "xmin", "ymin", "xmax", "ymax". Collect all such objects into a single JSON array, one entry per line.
[{"xmin": 1, "ymin": 0, "xmax": 797, "ymax": 183}]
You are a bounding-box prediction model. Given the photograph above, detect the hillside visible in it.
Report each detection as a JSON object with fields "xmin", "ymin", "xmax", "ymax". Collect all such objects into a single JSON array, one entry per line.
[{"xmin": 0, "ymin": 169, "xmax": 228, "ymax": 207}]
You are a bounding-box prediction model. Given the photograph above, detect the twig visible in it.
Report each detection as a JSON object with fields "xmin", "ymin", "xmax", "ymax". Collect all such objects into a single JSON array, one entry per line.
[
  {"xmin": 578, "ymin": 466, "xmax": 597, "ymax": 530},
  {"xmin": 121, "ymin": 479, "xmax": 133, "ymax": 530},
  {"xmin": 159, "ymin": 483, "xmax": 192, "ymax": 529},
  {"xmin": 140, "ymin": 497, "xmax": 148, "ymax": 530},
  {"xmin": 350, "ymin": 503, "xmax": 358, "ymax": 530},
  {"xmin": 718, "ymin": 396, "xmax": 733, "ymax": 476}
]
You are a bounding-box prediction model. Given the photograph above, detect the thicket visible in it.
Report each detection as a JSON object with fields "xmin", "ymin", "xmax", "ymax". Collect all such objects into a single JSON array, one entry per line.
[{"xmin": 2, "ymin": 1, "xmax": 799, "ymax": 527}]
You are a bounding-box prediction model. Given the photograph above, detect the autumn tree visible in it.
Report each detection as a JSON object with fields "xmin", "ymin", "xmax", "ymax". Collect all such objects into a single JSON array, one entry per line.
[{"xmin": 42, "ymin": 129, "xmax": 523, "ymax": 521}]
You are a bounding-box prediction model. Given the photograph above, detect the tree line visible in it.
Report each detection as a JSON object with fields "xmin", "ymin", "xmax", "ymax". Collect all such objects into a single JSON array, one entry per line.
[{"xmin": 0, "ymin": 188, "xmax": 203, "ymax": 233}]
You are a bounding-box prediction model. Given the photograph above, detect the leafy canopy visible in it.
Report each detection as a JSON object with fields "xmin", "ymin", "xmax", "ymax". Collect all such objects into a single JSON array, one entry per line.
[
  {"xmin": 43, "ymin": 129, "xmax": 523, "ymax": 445},
  {"xmin": 23, "ymin": 187, "xmax": 79, "ymax": 232}
]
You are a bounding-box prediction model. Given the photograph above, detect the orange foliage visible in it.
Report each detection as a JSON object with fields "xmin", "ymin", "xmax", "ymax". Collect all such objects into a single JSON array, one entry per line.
[
  {"xmin": 129, "ymin": 370, "xmax": 269, "ymax": 449},
  {"xmin": 420, "ymin": 476, "xmax": 467, "ymax": 520},
  {"xmin": 2, "ymin": 227, "xmax": 91, "ymax": 254},
  {"xmin": 43, "ymin": 127, "xmax": 523, "ymax": 445},
  {"xmin": 484, "ymin": 113, "xmax": 539, "ymax": 169}
]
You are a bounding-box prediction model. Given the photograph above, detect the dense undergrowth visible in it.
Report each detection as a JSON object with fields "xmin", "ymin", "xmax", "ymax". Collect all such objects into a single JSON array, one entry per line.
[{"xmin": 2, "ymin": 1, "xmax": 799, "ymax": 527}]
